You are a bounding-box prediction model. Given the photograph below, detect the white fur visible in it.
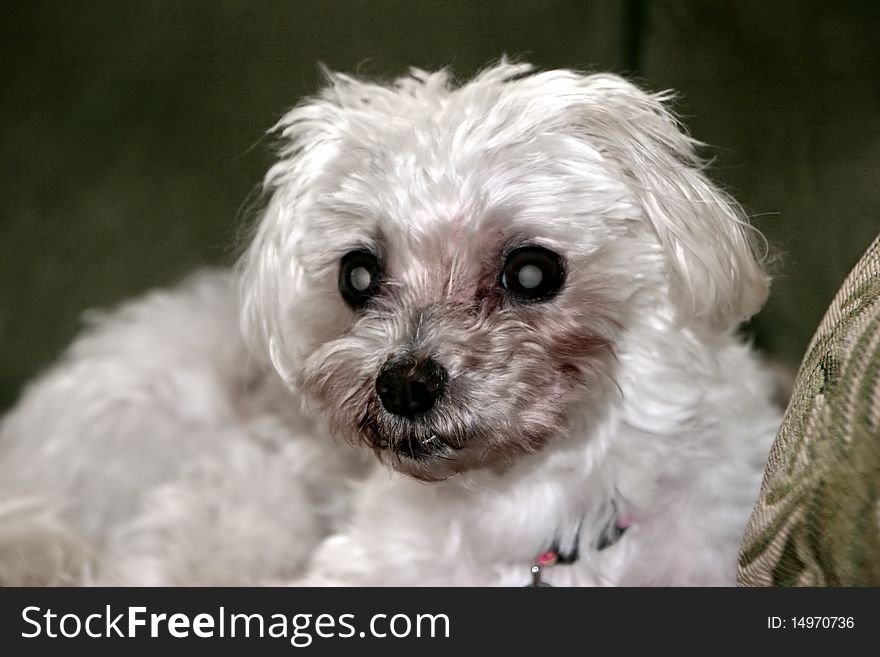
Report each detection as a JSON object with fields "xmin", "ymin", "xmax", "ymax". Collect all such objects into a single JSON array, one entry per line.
[{"xmin": 0, "ymin": 62, "xmax": 780, "ymax": 586}]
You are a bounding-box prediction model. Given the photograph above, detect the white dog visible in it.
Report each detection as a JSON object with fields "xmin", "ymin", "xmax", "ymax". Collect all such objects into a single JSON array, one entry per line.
[{"xmin": 0, "ymin": 62, "xmax": 781, "ymax": 586}]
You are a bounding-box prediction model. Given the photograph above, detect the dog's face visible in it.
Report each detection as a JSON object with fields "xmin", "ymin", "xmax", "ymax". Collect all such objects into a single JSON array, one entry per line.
[{"xmin": 240, "ymin": 63, "xmax": 769, "ymax": 481}]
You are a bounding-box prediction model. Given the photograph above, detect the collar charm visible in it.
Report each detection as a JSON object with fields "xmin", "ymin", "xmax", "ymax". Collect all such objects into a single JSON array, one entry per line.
[{"xmin": 526, "ymin": 514, "xmax": 633, "ymax": 586}]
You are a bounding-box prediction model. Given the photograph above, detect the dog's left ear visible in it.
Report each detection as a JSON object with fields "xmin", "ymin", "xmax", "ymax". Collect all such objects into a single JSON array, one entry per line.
[{"xmin": 565, "ymin": 73, "xmax": 770, "ymax": 330}]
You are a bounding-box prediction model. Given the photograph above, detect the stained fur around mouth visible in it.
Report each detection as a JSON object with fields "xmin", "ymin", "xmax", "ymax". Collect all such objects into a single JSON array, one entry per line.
[
  {"xmin": 357, "ymin": 410, "xmax": 455, "ymax": 462},
  {"xmin": 395, "ymin": 433, "xmax": 452, "ymax": 461}
]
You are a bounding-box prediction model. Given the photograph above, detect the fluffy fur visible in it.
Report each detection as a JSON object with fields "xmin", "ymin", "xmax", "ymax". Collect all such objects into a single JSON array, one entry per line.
[{"xmin": 0, "ymin": 62, "xmax": 781, "ymax": 586}]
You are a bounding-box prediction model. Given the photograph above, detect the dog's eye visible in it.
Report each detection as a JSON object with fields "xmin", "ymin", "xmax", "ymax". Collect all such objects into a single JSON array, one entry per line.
[
  {"xmin": 339, "ymin": 251, "xmax": 382, "ymax": 309},
  {"xmin": 500, "ymin": 246, "xmax": 565, "ymax": 301}
]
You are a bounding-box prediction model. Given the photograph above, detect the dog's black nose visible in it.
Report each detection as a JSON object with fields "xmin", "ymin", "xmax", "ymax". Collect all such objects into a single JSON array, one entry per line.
[{"xmin": 376, "ymin": 357, "xmax": 447, "ymax": 418}]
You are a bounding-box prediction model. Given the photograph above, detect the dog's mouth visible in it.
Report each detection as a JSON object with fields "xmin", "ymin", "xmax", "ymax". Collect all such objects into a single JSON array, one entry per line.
[
  {"xmin": 354, "ymin": 406, "xmax": 561, "ymax": 481},
  {"xmin": 393, "ymin": 432, "xmax": 453, "ymax": 461},
  {"xmin": 357, "ymin": 411, "xmax": 460, "ymax": 464}
]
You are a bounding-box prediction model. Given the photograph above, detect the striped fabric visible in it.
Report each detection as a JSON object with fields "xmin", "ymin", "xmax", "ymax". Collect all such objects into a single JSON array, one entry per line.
[{"xmin": 738, "ymin": 233, "xmax": 880, "ymax": 586}]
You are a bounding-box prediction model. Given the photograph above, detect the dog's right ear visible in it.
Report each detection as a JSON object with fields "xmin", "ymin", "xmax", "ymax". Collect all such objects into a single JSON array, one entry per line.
[{"xmin": 237, "ymin": 70, "xmax": 352, "ymax": 381}]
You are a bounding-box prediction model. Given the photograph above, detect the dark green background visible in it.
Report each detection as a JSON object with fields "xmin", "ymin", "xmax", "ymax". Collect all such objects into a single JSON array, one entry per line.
[{"xmin": 1, "ymin": 1, "xmax": 878, "ymax": 410}]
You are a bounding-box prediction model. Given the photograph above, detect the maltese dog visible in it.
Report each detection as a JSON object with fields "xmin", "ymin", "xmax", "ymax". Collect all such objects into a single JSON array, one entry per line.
[{"xmin": 0, "ymin": 62, "xmax": 781, "ymax": 586}]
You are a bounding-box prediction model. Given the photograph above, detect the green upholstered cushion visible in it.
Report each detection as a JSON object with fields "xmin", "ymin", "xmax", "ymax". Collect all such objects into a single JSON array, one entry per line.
[{"xmin": 738, "ymin": 233, "xmax": 880, "ymax": 586}]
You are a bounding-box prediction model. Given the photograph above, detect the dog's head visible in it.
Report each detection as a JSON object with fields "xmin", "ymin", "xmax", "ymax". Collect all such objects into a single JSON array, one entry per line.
[{"xmin": 238, "ymin": 62, "xmax": 768, "ymax": 480}]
